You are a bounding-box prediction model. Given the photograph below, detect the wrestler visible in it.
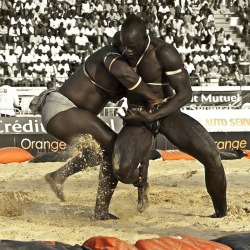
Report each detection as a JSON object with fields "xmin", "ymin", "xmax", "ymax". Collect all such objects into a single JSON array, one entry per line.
[
  {"xmin": 30, "ymin": 44, "xmax": 162, "ymax": 220},
  {"xmin": 112, "ymin": 16, "xmax": 227, "ymax": 218}
]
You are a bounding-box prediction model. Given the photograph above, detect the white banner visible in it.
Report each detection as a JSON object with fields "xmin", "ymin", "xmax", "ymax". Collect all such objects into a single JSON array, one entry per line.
[{"xmin": 183, "ymin": 110, "xmax": 250, "ymax": 132}]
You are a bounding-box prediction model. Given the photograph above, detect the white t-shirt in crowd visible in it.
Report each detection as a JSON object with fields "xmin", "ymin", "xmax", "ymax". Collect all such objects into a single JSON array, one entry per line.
[{"xmin": 0, "ymin": 85, "xmax": 19, "ymax": 116}]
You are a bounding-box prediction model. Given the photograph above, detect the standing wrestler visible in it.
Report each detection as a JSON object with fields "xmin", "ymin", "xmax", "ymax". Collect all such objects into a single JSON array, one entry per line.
[
  {"xmin": 31, "ymin": 44, "xmax": 162, "ymax": 220},
  {"xmin": 112, "ymin": 16, "xmax": 227, "ymax": 218}
]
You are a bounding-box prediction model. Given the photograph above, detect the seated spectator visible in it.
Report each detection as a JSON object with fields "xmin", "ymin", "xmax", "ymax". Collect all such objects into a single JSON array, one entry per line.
[
  {"xmin": 29, "ymin": 33, "xmax": 43, "ymax": 45},
  {"xmin": 33, "ymin": 59, "xmax": 46, "ymax": 75},
  {"xmin": 45, "ymin": 59, "xmax": 57, "ymax": 77},
  {"xmin": 238, "ymin": 49, "xmax": 250, "ymax": 63},
  {"xmin": 185, "ymin": 16, "xmax": 198, "ymax": 40},
  {"xmin": 10, "ymin": 13, "xmax": 22, "ymax": 26},
  {"xmin": 106, "ymin": 8, "xmax": 119, "ymax": 21},
  {"xmin": 225, "ymin": 71, "xmax": 237, "ymax": 86},
  {"xmin": 103, "ymin": 21, "xmax": 117, "ymax": 45},
  {"xmin": 23, "ymin": 68, "xmax": 37, "ymax": 86},
  {"xmin": 84, "ymin": 24, "xmax": 98, "ymax": 49},
  {"xmin": 20, "ymin": 49, "xmax": 33, "ymax": 69},
  {"xmin": 0, "ymin": 22, "xmax": 9, "ymax": 49},
  {"xmin": 231, "ymin": 42, "xmax": 241, "ymax": 61},
  {"xmin": 81, "ymin": 0, "xmax": 91, "ymax": 14},
  {"xmin": 5, "ymin": 49, "xmax": 18, "ymax": 76},
  {"xmin": 209, "ymin": 50, "xmax": 221, "ymax": 64},
  {"xmin": 8, "ymin": 24, "xmax": 21, "ymax": 49},
  {"xmin": 192, "ymin": 51, "xmax": 205, "ymax": 65},
  {"xmin": 24, "ymin": 0, "xmax": 36, "ymax": 16},
  {"xmin": 55, "ymin": 68, "xmax": 68, "ymax": 86},
  {"xmin": 215, "ymin": 28, "xmax": 225, "ymax": 45},
  {"xmin": 38, "ymin": 40, "xmax": 51, "ymax": 54},
  {"xmin": 218, "ymin": 62, "xmax": 231, "ymax": 75},
  {"xmin": 91, "ymin": 0, "xmax": 103, "ymax": 13},
  {"xmin": 195, "ymin": 60, "xmax": 209, "ymax": 74},
  {"xmin": 116, "ymin": 8, "xmax": 127, "ymax": 22},
  {"xmin": 51, "ymin": 50, "xmax": 67, "ymax": 64},
  {"xmin": 226, "ymin": 50, "xmax": 237, "ymax": 68},
  {"xmin": 57, "ymin": 60, "xmax": 70, "ymax": 74},
  {"xmin": 11, "ymin": 69, "xmax": 23, "ymax": 86},
  {"xmin": 235, "ymin": 68, "xmax": 247, "ymax": 85},
  {"xmin": 105, "ymin": 0, "xmax": 118, "ymax": 12},
  {"xmin": 220, "ymin": 44, "xmax": 231, "ymax": 53},
  {"xmin": 197, "ymin": 69, "xmax": 208, "ymax": 86},
  {"xmin": 202, "ymin": 52, "xmax": 213, "ymax": 64},
  {"xmin": 51, "ymin": 42, "xmax": 62, "ymax": 56},
  {"xmin": 128, "ymin": 0, "xmax": 140, "ymax": 15},
  {"xmin": 74, "ymin": 33, "xmax": 89, "ymax": 53},
  {"xmin": 14, "ymin": 41, "xmax": 25, "ymax": 61},
  {"xmin": 184, "ymin": 58, "xmax": 196, "ymax": 75},
  {"xmin": 21, "ymin": 23, "xmax": 35, "ymax": 43},
  {"xmin": 219, "ymin": 72, "xmax": 228, "ymax": 86},
  {"xmin": 223, "ymin": 34, "xmax": 234, "ymax": 46}
]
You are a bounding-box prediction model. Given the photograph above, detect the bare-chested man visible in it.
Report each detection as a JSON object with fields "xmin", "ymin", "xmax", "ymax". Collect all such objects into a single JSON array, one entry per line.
[
  {"xmin": 112, "ymin": 16, "xmax": 227, "ymax": 218},
  {"xmin": 32, "ymin": 45, "xmax": 162, "ymax": 220}
]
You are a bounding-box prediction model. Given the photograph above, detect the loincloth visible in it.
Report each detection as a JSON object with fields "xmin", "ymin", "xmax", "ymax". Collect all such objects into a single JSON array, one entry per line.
[
  {"xmin": 128, "ymin": 97, "xmax": 172, "ymax": 135},
  {"xmin": 127, "ymin": 105, "xmax": 159, "ymax": 134},
  {"xmin": 41, "ymin": 92, "xmax": 76, "ymax": 130}
]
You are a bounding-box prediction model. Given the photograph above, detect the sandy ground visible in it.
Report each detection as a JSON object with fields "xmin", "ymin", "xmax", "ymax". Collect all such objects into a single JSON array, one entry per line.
[{"xmin": 0, "ymin": 158, "xmax": 250, "ymax": 246}]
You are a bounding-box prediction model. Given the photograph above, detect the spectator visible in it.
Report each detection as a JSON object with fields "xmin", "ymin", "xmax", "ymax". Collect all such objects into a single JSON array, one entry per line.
[
  {"xmin": 223, "ymin": 34, "xmax": 234, "ymax": 46},
  {"xmin": 55, "ymin": 68, "xmax": 68, "ymax": 86},
  {"xmin": 21, "ymin": 23, "xmax": 35, "ymax": 43},
  {"xmin": 74, "ymin": 33, "xmax": 89, "ymax": 53},
  {"xmin": 20, "ymin": 49, "xmax": 33, "ymax": 69},
  {"xmin": 23, "ymin": 69, "xmax": 37, "ymax": 86},
  {"xmin": 92, "ymin": 0, "xmax": 103, "ymax": 13},
  {"xmin": 50, "ymin": 42, "xmax": 62, "ymax": 56},
  {"xmin": 82, "ymin": 0, "xmax": 91, "ymax": 14},
  {"xmin": 57, "ymin": 60, "xmax": 70, "ymax": 74},
  {"xmin": 195, "ymin": 60, "xmax": 209, "ymax": 74},
  {"xmin": 38, "ymin": 40, "xmax": 51, "ymax": 54},
  {"xmin": 24, "ymin": 0, "xmax": 36, "ymax": 16},
  {"xmin": 184, "ymin": 57, "xmax": 196, "ymax": 75},
  {"xmin": 0, "ymin": 79, "xmax": 19, "ymax": 117},
  {"xmin": 105, "ymin": 0, "xmax": 118, "ymax": 12},
  {"xmin": 218, "ymin": 62, "xmax": 231, "ymax": 75},
  {"xmin": 128, "ymin": 0, "xmax": 141, "ymax": 15},
  {"xmin": 0, "ymin": 22, "xmax": 8, "ymax": 49},
  {"xmin": 29, "ymin": 32, "xmax": 43, "ymax": 45},
  {"xmin": 33, "ymin": 59, "xmax": 46, "ymax": 75},
  {"xmin": 8, "ymin": 24, "xmax": 21, "ymax": 49},
  {"xmin": 5, "ymin": 49, "xmax": 18, "ymax": 76},
  {"xmin": 103, "ymin": 21, "xmax": 117, "ymax": 45},
  {"xmin": 197, "ymin": 69, "xmax": 208, "ymax": 86}
]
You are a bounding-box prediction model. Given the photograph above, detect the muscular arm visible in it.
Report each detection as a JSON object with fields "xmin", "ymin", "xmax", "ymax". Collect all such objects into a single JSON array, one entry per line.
[
  {"xmin": 104, "ymin": 52, "xmax": 161, "ymax": 106},
  {"xmin": 146, "ymin": 44, "xmax": 192, "ymax": 121}
]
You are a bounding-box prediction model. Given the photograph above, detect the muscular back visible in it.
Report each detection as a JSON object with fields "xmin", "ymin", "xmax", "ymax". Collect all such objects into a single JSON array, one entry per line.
[{"xmin": 58, "ymin": 46, "xmax": 124, "ymax": 114}]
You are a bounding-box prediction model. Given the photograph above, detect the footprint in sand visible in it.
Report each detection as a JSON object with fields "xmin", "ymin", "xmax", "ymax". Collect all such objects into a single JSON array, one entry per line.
[{"xmin": 182, "ymin": 170, "xmax": 197, "ymax": 179}]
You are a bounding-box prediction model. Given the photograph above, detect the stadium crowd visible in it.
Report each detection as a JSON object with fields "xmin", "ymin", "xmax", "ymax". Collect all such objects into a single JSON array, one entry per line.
[{"xmin": 0, "ymin": 0, "xmax": 250, "ymax": 88}]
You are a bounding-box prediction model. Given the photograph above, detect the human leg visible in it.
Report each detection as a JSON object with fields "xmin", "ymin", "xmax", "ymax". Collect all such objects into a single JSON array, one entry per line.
[
  {"xmin": 112, "ymin": 123, "xmax": 153, "ymax": 212},
  {"xmin": 45, "ymin": 108, "xmax": 118, "ymax": 218},
  {"xmin": 159, "ymin": 111, "xmax": 227, "ymax": 217},
  {"xmin": 94, "ymin": 154, "xmax": 119, "ymax": 220}
]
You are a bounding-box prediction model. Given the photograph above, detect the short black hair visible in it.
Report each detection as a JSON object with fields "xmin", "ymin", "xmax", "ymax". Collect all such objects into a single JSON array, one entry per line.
[{"xmin": 121, "ymin": 15, "xmax": 147, "ymax": 37}]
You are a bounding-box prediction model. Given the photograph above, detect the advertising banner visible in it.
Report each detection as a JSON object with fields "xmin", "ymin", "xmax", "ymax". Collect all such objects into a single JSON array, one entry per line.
[
  {"xmin": 186, "ymin": 89, "xmax": 250, "ymax": 109},
  {"xmin": 1, "ymin": 111, "xmax": 250, "ymax": 155}
]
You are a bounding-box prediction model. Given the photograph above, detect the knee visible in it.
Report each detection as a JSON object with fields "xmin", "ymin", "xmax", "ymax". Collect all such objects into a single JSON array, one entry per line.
[{"xmin": 113, "ymin": 156, "xmax": 134, "ymax": 184}]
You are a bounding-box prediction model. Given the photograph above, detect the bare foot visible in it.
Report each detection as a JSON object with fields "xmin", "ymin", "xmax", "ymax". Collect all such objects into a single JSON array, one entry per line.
[
  {"xmin": 137, "ymin": 182, "xmax": 150, "ymax": 213},
  {"xmin": 45, "ymin": 173, "xmax": 65, "ymax": 202}
]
